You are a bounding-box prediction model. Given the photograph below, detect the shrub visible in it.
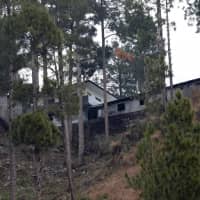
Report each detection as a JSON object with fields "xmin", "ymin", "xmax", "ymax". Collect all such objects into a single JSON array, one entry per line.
[
  {"xmin": 88, "ymin": 135, "xmax": 111, "ymax": 156},
  {"xmin": 11, "ymin": 111, "xmax": 60, "ymax": 151}
]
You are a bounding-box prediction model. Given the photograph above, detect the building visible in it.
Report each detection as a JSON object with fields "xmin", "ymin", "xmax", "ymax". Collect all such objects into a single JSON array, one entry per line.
[
  {"xmin": 166, "ymin": 77, "xmax": 200, "ymax": 100},
  {"xmin": 83, "ymin": 80, "xmax": 117, "ymax": 106},
  {"xmin": 73, "ymin": 80, "xmax": 117, "ymax": 123},
  {"xmin": 0, "ymin": 80, "xmax": 117, "ymax": 127},
  {"xmin": 87, "ymin": 77, "xmax": 200, "ymax": 121},
  {"xmin": 1, "ymin": 78, "xmax": 200, "ymax": 132},
  {"xmin": 88, "ymin": 97, "xmax": 145, "ymax": 120}
]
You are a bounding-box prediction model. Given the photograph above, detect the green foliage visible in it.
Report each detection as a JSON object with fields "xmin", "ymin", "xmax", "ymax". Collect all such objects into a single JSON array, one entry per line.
[
  {"xmin": 164, "ymin": 91, "xmax": 194, "ymax": 131},
  {"xmin": 42, "ymin": 78, "xmax": 57, "ymax": 97},
  {"xmin": 144, "ymin": 56, "xmax": 167, "ymax": 96},
  {"xmin": 11, "ymin": 111, "xmax": 60, "ymax": 151},
  {"xmin": 13, "ymin": 80, "xmax": 33, "ymax": 105},
  {"xmin": 132, "ymin": 92, "xmax": 200, "ymax": 200},
  {"xmin": 0, "ymin": 11, "xmax": 26, "ymax": 94},
  {"xmin": 108, "ymin": 52, "xmax": 143, "ymax": 97},
  {"xmin": 107, "ymin": 1, "xmax": 158, "ymax": 97},
  {"xmin": 0, "ymin": 191, "xmax": 9, "ymax": 200},
  {"xmin": 185, "ymin": 0, "xmax": 200, "ymax": 32},
  {"xmin": 116, "ymin": 1, "xmax": 157, "ymax": 54},
  {"xmin": 144, "ymin": 56, "xmax": 167, "ymax": 118},
  {"xmin": 19, "ymin": 2, "xmax": 63, "ymax": 52},
  {"xmin": 47, "ymin": 0, "xmax": 99, "ymax": 78}
]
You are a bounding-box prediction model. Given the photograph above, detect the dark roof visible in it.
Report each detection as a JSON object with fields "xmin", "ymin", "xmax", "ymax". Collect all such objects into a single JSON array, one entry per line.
[
  {"xmin": 107, "ymin": 97, "xmax": 134, "ymax": 105},
  {"xmin": 86, "ymin": 80, "xmax": 117, "ymax": 98},
  {"xmin": 89, "ymin": 77, "xmax": 200, "ymax": 110},
  {"xmin": 167, "ymin": 77, "xmax": 200, "ymax": 89},
  {"xmin": 89, "ymin": 96, "xmax": 136, "ymax": 109}
]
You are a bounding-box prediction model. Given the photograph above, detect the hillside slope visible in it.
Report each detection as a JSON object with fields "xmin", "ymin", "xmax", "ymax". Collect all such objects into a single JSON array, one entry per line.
[{"xmin": 85, "ymin": 147, "xmax": 140, "ymax": 200}]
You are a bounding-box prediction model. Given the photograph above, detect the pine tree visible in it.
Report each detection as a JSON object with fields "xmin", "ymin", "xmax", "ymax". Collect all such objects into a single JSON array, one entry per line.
[
  {"xmin": 46, "ymin": 0, "xmax": 99, "ymax": 165},
  {"xmin": 0, "ymin": 2, "xmax": 25, "ymax": 199},
  {"xmin": 131, "ymin": 92, "xmax": 200, "ymax": 200},
  {"xmin": 18, "ymin": 2, "xmax": 62, "ymax": 111},
  {"xmin": 6, "ymin": 2, "xmax": 62, "ymax": 199}
]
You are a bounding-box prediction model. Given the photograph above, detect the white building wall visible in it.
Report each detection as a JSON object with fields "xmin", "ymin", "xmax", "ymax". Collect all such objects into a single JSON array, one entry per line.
[
  {"xmin": 87, "ymin": 94, "xmax": 103, "ymax": 105},
  {"xmin": 97, "ymin": 99, "xmax": 145, "ymax": 118},
  {"xmin": 85, "ymin": 82, "xmax": 116, "ymax": 106},
  {"xmin": 126, "ymin": 100, "xmax": 145, "ymax": 113}
]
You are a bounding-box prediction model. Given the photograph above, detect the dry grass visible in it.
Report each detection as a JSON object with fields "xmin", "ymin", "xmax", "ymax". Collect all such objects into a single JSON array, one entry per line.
[{"xmin": 86, "ymin": 147, "xmax": 140, "ymax": 200}]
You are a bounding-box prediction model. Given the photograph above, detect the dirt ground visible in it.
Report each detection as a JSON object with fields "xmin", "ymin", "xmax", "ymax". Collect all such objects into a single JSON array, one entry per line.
[
  {"xmin": 86, "ymin": 147, "xmax": 141, "ymax": 200},
  {"xmin": 0, "ymin": 136, "xmax": 141, "ymax": 200}
]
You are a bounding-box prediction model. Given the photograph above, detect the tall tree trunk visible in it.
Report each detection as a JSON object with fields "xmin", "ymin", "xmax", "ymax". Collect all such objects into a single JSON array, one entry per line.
[
  {"xmin": 53, "ymin": 51, "xmax": 59, "ymax": 85},
  {"xmin": 32, "ymin": 53, "xmax": 39, "ymax": 112},
  {"xmin": 68, "ymin": 43, "xmax": 73, "ymax": 142},
  {"xmin": 31, "ymin": 52, "xmax": 42, "ymax": 199},
  {"xmin": 166, "ymin": 0, "xmax": 173, "ymax": 100},
  {"xmin": 67, "ymin": 42, "xmax": 74, "ymax": 198},
  {"xmin": 58, "ymin": 45, "xmax": 75, "ymax": 199},
  {"xmin": 63, "ymin": 115, "xmax": 75, "ymax": 200},
  {"xmin": 43, "ymin": 50, "xmax": 49, "ymax": 110},
  {"xmin": 118, "ymin": 65, "xmax": 123, "ymax": 97},
  {"xmin": 156, "ymin": 0, "xmax": 167, "ymax": 108},
  {"xmin": 6, "ymin": 3, "xmax": 17, "ymax": 199},
  {"xmin": 33, "ymin": 150, "xmax": 42, "ymax": 200},
  {"xmin": 77, "ymin": 65, "xmax": 84, "ymax": 165},
  {"xmin": 68, "ymin": 43, "xmax": 73, "ymax": 85},
  {"xmin": 101, "ymin": 0, "xmax": 109, "ymax": 141},
  {"xmin": 8, "ymin": 63, "xmax": 17, "ymax": 200},
  {"xmin": 58, "ymin": 46, "xmax": 64, "ymax": 88},
  {"xmin": 9, "ymin": 142, "xmax": 16, "ymax": 200},
  {"xmin": 58, "ymin": 45, "xmax": 64, "ymax": 134}
]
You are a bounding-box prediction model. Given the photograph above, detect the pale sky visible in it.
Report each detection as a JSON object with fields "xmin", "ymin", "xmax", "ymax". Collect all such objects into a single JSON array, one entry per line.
[{"xmin": 169, "ymin": 7, "xmax": 200, "ymax": 84}]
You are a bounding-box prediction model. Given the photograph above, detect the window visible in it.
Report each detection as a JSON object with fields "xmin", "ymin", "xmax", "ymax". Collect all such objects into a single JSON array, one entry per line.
[
  {"xmin": 88, "ymin": 108, "xmax": 98, "ymax": 120},
  {"xmin": 140, "ymin": 99, "xmax": 144, "ymax": 105},
  {"xmin": 118, "ymin": 103, "xmax": 125, "ymax": 111},
  {"xmin": 95, "ymin": 97, "xmax": 101, "ymax": 102},
  {"xmin": 48, "ymin": 98, "xmax": 55, "ymax": 104}
]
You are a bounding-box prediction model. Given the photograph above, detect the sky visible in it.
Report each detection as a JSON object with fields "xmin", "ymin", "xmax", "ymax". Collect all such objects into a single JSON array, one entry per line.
[{"xmin": 169, "ymin": 6, "xmax": 200, "ymax": 84}]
